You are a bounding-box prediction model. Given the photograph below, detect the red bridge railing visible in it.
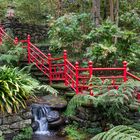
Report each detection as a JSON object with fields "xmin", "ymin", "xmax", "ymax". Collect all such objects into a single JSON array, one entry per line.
[{"xmin": 1, "ymin": 27, "xmax": 140, "ymax": 96}]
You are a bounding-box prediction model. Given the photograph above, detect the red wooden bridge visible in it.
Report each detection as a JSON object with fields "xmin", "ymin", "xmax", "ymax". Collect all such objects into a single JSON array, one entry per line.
[{"xmin": 1, "ymin": 27, "xmax": 140, "ymax": 96}]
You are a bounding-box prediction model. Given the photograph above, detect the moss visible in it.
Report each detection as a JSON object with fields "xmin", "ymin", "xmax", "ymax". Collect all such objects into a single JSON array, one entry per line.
[{"xmin": 12, "ymin": 127, "xmax": 33, "ymax": 140}]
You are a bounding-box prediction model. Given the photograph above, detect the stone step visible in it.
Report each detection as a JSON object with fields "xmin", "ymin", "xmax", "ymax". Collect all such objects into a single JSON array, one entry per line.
[
  {"xmin": 31, "ymin": 66, "xmax": 40, "ymax": 72},
  {"xmin": 51, "ymin": 83, "xmax": 70, "ymax": 90},
  {"xmin": 38, "ymin": 77, "xmax": 50, "ymax": 83},
  {"xmin": 32, "ymin": 72, "xmax": 45, "ymax": 77},
  {"xmin": 65, "ymin": 92, "xmax": 75, "ymax": 97}
]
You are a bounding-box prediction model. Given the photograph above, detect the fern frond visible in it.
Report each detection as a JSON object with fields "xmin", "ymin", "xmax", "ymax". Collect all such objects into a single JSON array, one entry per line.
[
  {"xmin": 91, "ymin": 132, "xmax": 106, "ymax": 140},
  {"xmin": 36, "ymin": 84, "xmax": 58, "ymax": 96},
  {"xmin": 91, "ymin": 125, "xmax": 140, "ymax": 140}
]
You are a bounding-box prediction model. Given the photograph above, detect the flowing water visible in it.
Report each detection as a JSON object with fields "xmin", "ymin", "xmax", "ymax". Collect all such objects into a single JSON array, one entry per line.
[
  {"xmin": 31, "ymin": 104, "xmax": 53, "ymax": 135},
  {"xmin": 31, "ymin": 104, "xmax": 66, "ymax": 140},
  {"xmin": 32, "ymin": 135, "xmax": 66, "ymax": 140}
]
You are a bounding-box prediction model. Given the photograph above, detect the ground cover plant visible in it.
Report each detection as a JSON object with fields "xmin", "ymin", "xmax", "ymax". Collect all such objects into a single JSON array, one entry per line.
[{"xmin": 12, "ymin": 127, "xmax": 33, "ymax": 140}]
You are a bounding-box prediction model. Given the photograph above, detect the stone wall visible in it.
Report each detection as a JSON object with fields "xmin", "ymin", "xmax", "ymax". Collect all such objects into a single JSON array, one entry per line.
[
  {"xmin": 0, "ymin": 107, "xmax": 32, "ymax": 138},
  {"xmin": 70, "ymin": 106, "xmax": 103, "ymax": 130},
  {"xmin": 2, "ymin": 18, "xmax": 48, "ymax": 43}
]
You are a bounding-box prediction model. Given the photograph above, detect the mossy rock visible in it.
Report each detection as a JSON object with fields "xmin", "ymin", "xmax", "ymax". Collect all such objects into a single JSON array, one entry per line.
[{"xmin": 34, "ymin": 95, "xmax": 67, "ymax": 110}]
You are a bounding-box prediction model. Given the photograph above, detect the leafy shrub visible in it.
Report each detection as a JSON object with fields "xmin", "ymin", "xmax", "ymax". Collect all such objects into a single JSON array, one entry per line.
[
  {"xmin": 0, "ymin": 65, "xmax": 58, "ymax": 114},
  {"xmin": 120, "ymin": 10, "xmax": 140, "ymax": 31},
  {"xmin": 0, "ymin": 37, "xmax": 25, "ymax": 66},
  {"xmin": 85, "ymin": 19, "xmax": 139, "ymax": 67},
  {"xmin": 91, "ymin": 125, "xmax": 140, "ymax": 140},
  {"xmin": 48, "ymin": 13, "xmax": 92, "ymax": 55},
  {"xmin": 65, "ymin": 78, "xmax": 138, "ymax": 125},
  {"xmin": 12, "ymin": 127, "xmax": 32, "ymax": 140},
  {"xmin": 0, "ymin": 66, "xmax": 38, "ymax": 113}
]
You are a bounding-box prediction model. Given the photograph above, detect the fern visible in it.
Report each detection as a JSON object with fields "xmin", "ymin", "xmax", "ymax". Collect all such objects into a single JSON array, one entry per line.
[
  {"xmin": 91, "ymin": 125, "xmax": 140, "ymax": 140},
  {"xmin": 65, "ymin": 94, "xmax": 97, "ymax": 116},
  {"xmin": 65, "ymin": 78, "xmax": 139, "ymax": 124},
  {"xmin": 35, "ymin": 84, "xmax": 58, "ymax": 96}
]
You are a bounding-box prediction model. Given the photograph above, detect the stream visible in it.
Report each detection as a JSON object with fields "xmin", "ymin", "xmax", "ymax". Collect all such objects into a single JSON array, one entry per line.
[{"xmin": 32, "ymin": 134, "xmax": 66, "ymax": 140}]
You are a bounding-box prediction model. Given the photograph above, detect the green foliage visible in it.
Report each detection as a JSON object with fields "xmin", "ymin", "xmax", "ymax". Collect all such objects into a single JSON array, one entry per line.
[
  {"xmin": 12, "ymin": 127, "xmax": 33, "ymax": 140},
  {"xmin": 0, "ymin": 65, "xmax": 39, "ymax": 113},
  {"xmin": 0, "ymin": 136, "xmax": 4, "ymax": 140},
  {"xmin": 85, "ymin": 19, "xmax": 139, "ymax": 67},
  {"xmin": 35, "ymin": 84, "xmax": 58, "ymax": 96},
  {"xmin": 63, "ymin": 0, "xmax": 92, "ymax": 13},
  {"xmin": 129, "ymin": 123, "xmax": 140, "ymax": 131},
  {"xmin": 13, "ymin": 0, "xmax": 47, "ymax": 24},
  {"xmin": 0, "ymin": 65, "xmax": 58, "ymax": 114},
  {"xmin": 0, "ymin": 0, "xmax": 8, "ymax": 20},
  {"xmin": 120, "ymin": 10, "xmax": 140, "ymax": 31},
  {"xmin": 65, "ymin": 78, "xmax": 138, "ymax": 124},
  {"xmin": 0, "ymin": 137, "xmax": 4, "ymax": 140},
  {"xmin": 64, "ymin": 125, "xmax": 86, "ymax": 140},
  {"xmin": 91, "ymin": 125, "xmax": 140, "ymax": 140},
  {"xmin": 0, "ymin": 37, "xmax": 25, "ymax": 66},
  {"xmin": 84, "ymin": 127, "xmax": 103, "ymax": 135},
  {"xmin": 48, "ymin": 13, "xmax": 93, "ymax": 55}
]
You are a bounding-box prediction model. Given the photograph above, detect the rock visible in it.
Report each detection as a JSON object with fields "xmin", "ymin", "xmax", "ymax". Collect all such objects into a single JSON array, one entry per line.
[
  {"xmin": 32, "ymin": 121, "xmax": 39, "ymax": 132},
  {"xmin": 48, "ymin": 117, "xmax": 64, "ymax": 129},
  {"xmin": 47, "ymin": 111, "xmax": 60, "ymax": 123},
  {"xmin": 0, "ymin": 119, "xmax": 2, "ymax": 125},
  {"xmin": 3, "ymin": 115, "xmax": 22, "ymax": 124},
  {"xmin": 0, "ymin": 125, "xmax": 9, "ymax": 131},
  {"xmin": 0, "ymin": 130, "xmax": 2, "ymax": 136},
  {"xmin": 2, "ymin": 129, "xmax": 14, "ymax": 135},
  {"xmin": 34, "ymin": 95, "xmax": 67, "ymax": 110},
  {"xmin": 10, "ymin": 119, "xmax": 31, "ymax": 129},
  {"xmin": 22, "ymin": 112, "xmax": 32, "ymax": 119}
]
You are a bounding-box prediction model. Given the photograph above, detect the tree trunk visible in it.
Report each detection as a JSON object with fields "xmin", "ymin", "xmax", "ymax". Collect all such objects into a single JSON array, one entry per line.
[
  {"xmin": 103, "ymin": 0, "xmax": 107, "ymax": 19},
  {"xmin": 92, "ymin": 0, "xmax": 101, "ymax": 26},
  {"xmin": 109, "ymin": 0, "xmax": 114, "ymax": 22},
  {"xmin": 114, "ymin": 0, "xmax": 119, "ymax": 44}
]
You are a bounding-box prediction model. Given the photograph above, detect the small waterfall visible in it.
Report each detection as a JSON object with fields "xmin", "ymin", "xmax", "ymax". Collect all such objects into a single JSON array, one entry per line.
[{"xmin": 31, "ymin": 104, "xmax": 52, "ymax": 135}]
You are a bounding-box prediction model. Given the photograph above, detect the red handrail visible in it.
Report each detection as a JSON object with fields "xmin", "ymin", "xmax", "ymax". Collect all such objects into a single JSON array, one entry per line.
[
  {"xmin": 127, "ymin": 72, "xmax": 140, "ymax": 81},
  {"xmin": 1, "ymin": 28, "xmax": 140, "ymax": 97}
]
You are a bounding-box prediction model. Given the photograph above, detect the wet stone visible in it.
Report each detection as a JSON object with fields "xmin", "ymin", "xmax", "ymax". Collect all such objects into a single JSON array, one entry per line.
[
  {"xmin": 47, "ymin": 111, "xmax": 60, "ymax": 123},
  {"xmin": 32, "ymin": 121, "xmax": 39, "ymax": 132},
  {"xmin": 48, "ymin": 117, "xmax": 64, "ymax": 129}
]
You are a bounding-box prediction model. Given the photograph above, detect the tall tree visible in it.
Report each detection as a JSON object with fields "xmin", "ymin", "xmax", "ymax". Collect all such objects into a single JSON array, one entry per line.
[
  {"xmin": 92, "ymin": 0, "xmax": 101, "ymax": 26},
  {"xmin": 109, "ymin": 0, "xmax": 114, "ymax": 21}
]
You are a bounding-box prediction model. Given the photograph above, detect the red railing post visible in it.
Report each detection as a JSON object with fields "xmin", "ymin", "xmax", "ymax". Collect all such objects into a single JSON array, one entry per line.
[
  {"xmin": 48, "ymin": 53, "xmax": 52, "ymax": 84},
  {"xmin": 14, "ymin": 37, "xmax": 18, "ymax": 45},
  {"xmin": 27, "ymin": 35, "xmax": 31, "ymax": 63},
  {"xmin": 123, "ymin": 61, "xmax": 127, "ymax": 82},
  {"xmin": 88, "ymin": 61, "xmax": 94, "ymax": 96},
  {"xmin": 63, "ymin": 50, "xmax": 68, "ymax": 86},
  {"xmin": 75, "ymin": 62, "xmax": 79, "ymax": 94}
]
